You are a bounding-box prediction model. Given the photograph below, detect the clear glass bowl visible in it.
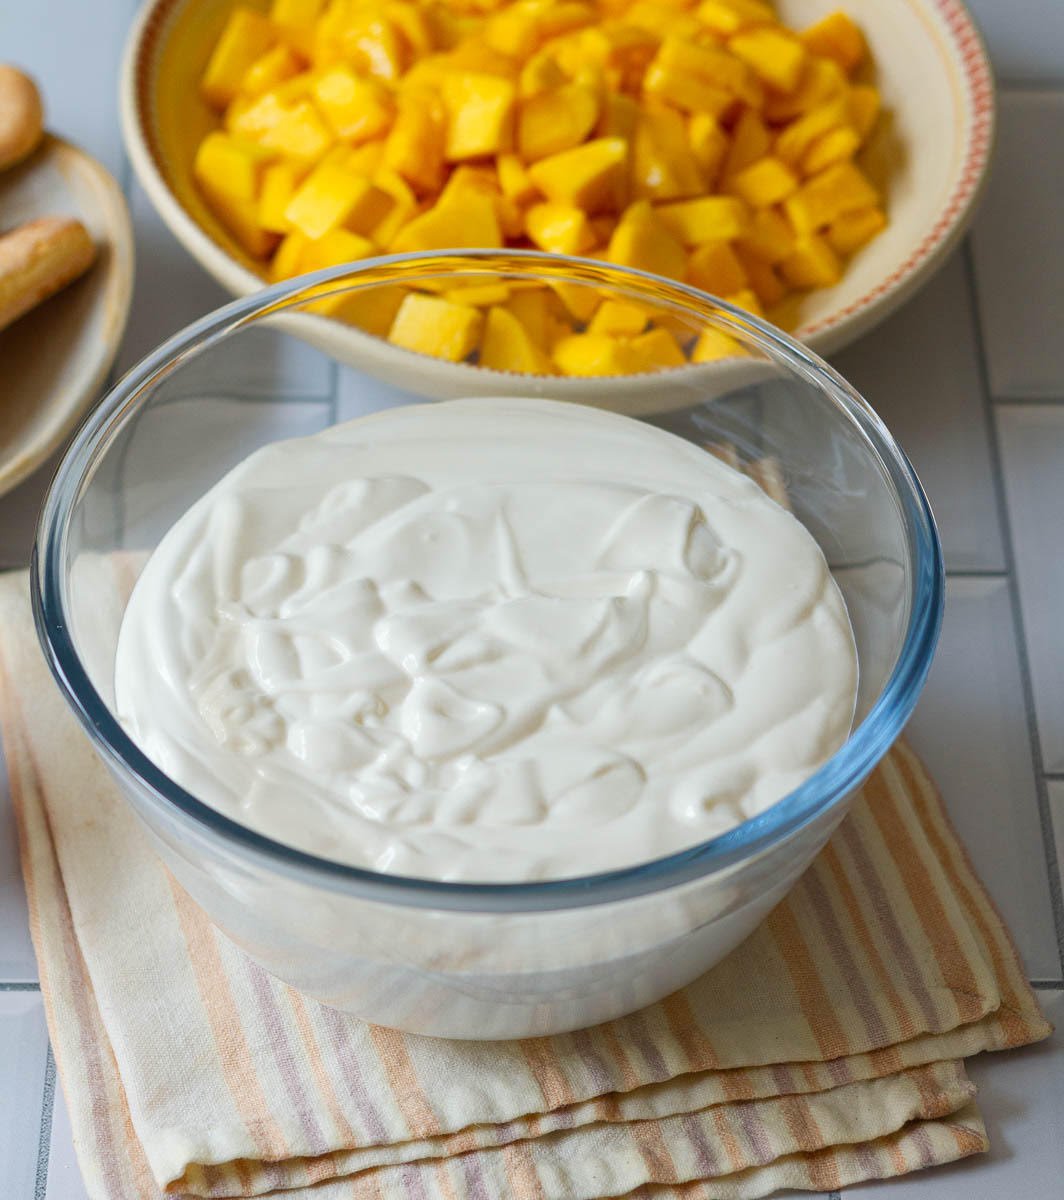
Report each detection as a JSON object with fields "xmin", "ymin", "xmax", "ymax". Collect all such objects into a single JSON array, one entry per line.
[{"xmin": 33, "ymin": 251, "xmax": 943, "ymax": 1038}]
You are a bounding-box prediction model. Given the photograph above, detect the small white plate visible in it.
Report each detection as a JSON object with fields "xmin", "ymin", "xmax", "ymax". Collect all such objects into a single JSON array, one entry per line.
[{"xmin": 0, "ymin": 135, "xmax": 134, "ymax": 498}]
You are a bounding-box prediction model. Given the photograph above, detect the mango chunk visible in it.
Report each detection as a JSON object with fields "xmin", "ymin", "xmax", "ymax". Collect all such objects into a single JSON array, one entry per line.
[
  {"xmin": 800, "ymin": 12, "xmax": 866, "ymax": 74},
  {"xmin": 497, "ymin": 153, "xmax": 539, "ymax": 204},
  {"xmin": 763, "ymin": 56, "xmax": 846, "ymax": 122},
  {"xmin": 735, "ymin": 247, "xmax": 785, "ymax": 306},
  {"xmin": 322, "ymin": 283, "xmax": 407, "ymax": 336},
  {"xmin": 552, "ymin": 332, "xmax": 639, "ymax": 376},
  {"xmin": 527, "ymin": 137, "xmax": 628, "ymax": 213},
  {"xmin": 298, "ymin": 228, "xmax": 376, "ymax": 272},
  {"xmin": 607, "ymin": 200, "xmax": 687, "ymax": 280},
  {"xmin": 480, "ymin": 305, "xmax": 555, "ymax": 373},
  {"xmin": 629, "ymin": 326, "xmax": 686, "ymax": 369},
  {"xmin": 774, "ymin": 99, "xmax": 851, "ymax": 166},
  {"xmin": 802, "ymin": 124, "xmax": 861, "ymax": 175},
  {"xmin": 270, "ymin": 0, "xmax": 323, "ymax": 57},
  {"xmin": 391, "ymin": 190, "xmax": 502, "ymax": 251},
  {"xmin": 784, "ymin": 161, "xmax": 878, "ymax": 233},
  {"xmin": 259, "ymin": 99, "xmax": 334, "ymax": 160},
  {"xmin": 736, "ymin": 207, "xmax": 795, "ymax": 263},
  {"xmin": 696, "ymin": 0, "xmax": 775, "ymax": 36},
  {"xmin": 728, "ymin": 28, "xmax": 806, "ymax": 93},
  {"xmin": 202, "ymin": 8, "xmax": 278, "ymax": 109},
  {"xmin": 631, "ymin": 108, "xmax": 705, "ymax": 202},
  {"xmin": 722, "ymin": 109, "xmax": 770, "ymax": 182},
  {"xmin": 442, "ymin": 282, "xmax": 512, "ymax": 307},
  {"xmin": 270, "ymin": 230, "xmax": 308, "ymax": 279},
  {"xmin": 848, "ymin": 84, "xmax": 881, "ymax": 139},
  {"xmin": 389, "ymin": 293, "xmax": 483, "ymax": 362},
  {"xmin": 728, "ymin": 156, "xmax": 799, "ymax": 207},
  {"xmin": 504, "ymin": 287, "xmax": 553, "ymax": 346},
  {"xmin": 442, "ymin": 71, "xmax": 516, "ymax": 160},
  {"xmin": 691, "ymin": 327, "xmax": 744, "ymax": 362},
  {"xmin": 688, "ymin": 113, "xmax": 729, "ymax": 187},
  {"xmin": 724, "ymin": 287, "xmax": 764, "ymax": 318},
  {"xmin": 313, "ymin": 66, "xmax": 394, "ymax": 142},
  {"xmin": 258, "ymin": 160, "xmax": 307, "ymax": 231},
  {"xmin": 518, "ymin": 83, "xmax": 599, "ymax": 161},
  {"xmin": 826, "ymin": 205, "xmax": 886, "ymax": 255},
  {"xmin": 194, "ymin": 131, "xmax": 276, "ymax": 202},
  {"xmin": 384, "ymin": 91, "xmax": 445, "ymax": 192},
  {"xmin": 687, "ymin": 240, "xmax": 748, "ymax": 296},
  {"xmin": 283, "ymin": 160, "xmax": 390, "ymax": 238},
  {"xmin": 525, "ymin": 203, "xmax": 595, "ymax": 254},
  {"xmin": 780, "ymin": 233, "xmax": 842, "ymax": 288},
  {"xmin": 588, "ymin": 299, "xmax": 648, "ymax": 336},
  {"xmin": 241, "ymin": 43, "xmax": 303, "ymax": 98},
  {"xmin": 656, "ymin": 195, "xmax": 749, "ymax": 245}
]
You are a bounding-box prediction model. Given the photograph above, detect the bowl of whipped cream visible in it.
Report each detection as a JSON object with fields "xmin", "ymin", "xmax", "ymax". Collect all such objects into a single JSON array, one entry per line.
[{"xmin": 33, "ymin": 251, "xmax": 943, "ymax": 1038}]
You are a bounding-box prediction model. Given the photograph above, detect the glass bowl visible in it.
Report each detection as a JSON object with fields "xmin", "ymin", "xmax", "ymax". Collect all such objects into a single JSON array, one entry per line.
[{"xmin": 33, "ymin": 251, "xmax": 943, "ymax": 1039}]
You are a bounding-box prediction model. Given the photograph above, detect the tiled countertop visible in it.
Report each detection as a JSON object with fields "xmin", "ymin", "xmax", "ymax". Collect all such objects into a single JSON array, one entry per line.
[{"xmin": 2, "ymin": 2, "xmax": 1063, "ymax": 1195}]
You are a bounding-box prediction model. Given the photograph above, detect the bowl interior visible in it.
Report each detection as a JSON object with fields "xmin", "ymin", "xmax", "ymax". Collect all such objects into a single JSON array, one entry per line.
[
  {"xmin": 127, "ymin": 0, "xmax": 990, "ymax": 359},
  {"xmin": 40, "ymin": 256, "xmax": 941, "ymax": 892}
]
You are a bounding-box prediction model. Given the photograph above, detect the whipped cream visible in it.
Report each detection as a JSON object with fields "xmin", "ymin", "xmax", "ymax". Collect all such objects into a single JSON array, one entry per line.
[{"xmin": 115, "ymin": 398, "xmax": 858, "ymax": 881}]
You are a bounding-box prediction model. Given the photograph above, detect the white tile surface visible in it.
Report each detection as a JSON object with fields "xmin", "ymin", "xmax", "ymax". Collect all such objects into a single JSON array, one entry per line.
[
  {"xmin": 831, "ymin": 252, "xmax": 1005, "ymax": 572},
  {"xmin": 905, "ymin": 577, "xmax": 1060, "ymax": 981},
  {"xmin": 970, "ymin": 93, "xmax": 1064, "ymax": 398},
  {"xmin": 0, "ymin": 741, "xmax": 36, "ymax": 982},
  {"xmin": 0, "ymin": 991, "xmax": 49, "ymax": 1200},
  {"xmin": 845, "ymin": 989, "xmax": 1064, "ymax": 1199},
  {"xmin": 996, "ymin": 405, "xmax": 1064, "ymax": 774},
  {"xmin": 45, "ymin": 1074, "xmax": 90, "ymax": 1200},
  {"xmin": 965, "ymin": 0, "xmax": 1064, "ymax": 84}
]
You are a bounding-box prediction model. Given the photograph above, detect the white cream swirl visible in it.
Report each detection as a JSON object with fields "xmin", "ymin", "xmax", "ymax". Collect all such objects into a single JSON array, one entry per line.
[{"xmin": 115, "ymin": 397, "xmax": 857, "ymax": 881}]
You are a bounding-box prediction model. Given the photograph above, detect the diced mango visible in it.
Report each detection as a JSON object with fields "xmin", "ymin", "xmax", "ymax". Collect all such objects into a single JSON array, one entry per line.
[
  {"xmin": 587, "ymin": 299, "xmax": 648, "ymax": 336},
  {"xmin": 241, "ymin": 43, "xmax": 303, "ymax": 98},
  {"xmin": 389, "ymin": 293, "xmax": 483, "ymax": 362},
  {"xmin": 387, "ymin": 2, "xmax": 435, "ymax": 58},
  {"xmin": 780, "ymin": 233, "xmax": 841, "ymax": 288},
  {"xmin": 784, "ymin": 161, "xmax": 878, "ymax": 233},
  {"xmin": 391, "ymin": 190, "xmax": 502, "ymax": 251},
  {"xmin": 484, "ymin": 2, "xmax": 544, "ymax": 59},
  {"xmin": 650, "ymin": 35, "xmax": 763, "ymax": 109},
  {"xmin": 323, "ymin": 283, "xmax": 407, "ymax": 336},
  {"xmin": 194, "ymin": 131, "xmax": 276, "ymax": 202},
  {"xmin": 691, "ymin": 327, "xmax": 744, "ymax": 362},
  {"xmin": 735, "ymin": 247, "xmax": 785, "ymax": 306},
  {"xmin": 518, "ymin": 84, "xmax": 599, "ymax": 161},
  {"xmin": 656, "ymin": 195, "xmax": 749, "ymax": 245},
  {"xmin": 721, "ymin": 109, "xmax": 770, "ymax": 182},
  {"xmin": 504, "ymin": 287, "xmax": 553, "ymax": 346},
  {"xmin": 202, "ymin": 8, "xmax": 278, "ymax": 109},
  {"xmin": 313, "ymin": 66, "xmax": 394, "ymax": 142},
  {"xmin": 298, "ymin": 228, "xmax": 376, "ymax": 272},
  {"xmin": 688, "ymin": 113, "xmax": 729, "ymax": 186},
  {"xmin": 774, "ymin": 99, "xmax": 851, "ymax": 166},
  {"xmin": 525, "ymin": 203, "xmax": 595, "ymax": 254},
  {"xmin": 283, "ymin": 160, "xmax": 390, "ymax": 237},
  {"xmin": 736, "ymin": 207, "xmax": 795, "ymax": 262},
  {"xmin": 270, "ymin": 0, "xmax": 323, "ymax": 57},
  {"xmin": 442, "ymin": 71, "xmax": 516, "ymax": 160},
  {"xmin": 629, "ymin": 326, "xmax": 686, "ymax": 369},
  {"xmin": 728, "ymin": 156, "xmax": 798, "ymax": 207},
  {"xmin": 801, "ymin": 124, "xmax": 861, "ymax": 175},
  {"xmin": 371, "ymin": 167, "xmax": 418, "ymax": 243},
  {"xmin": 552, "ymin": 332, "xmax": 639, "ymax": 376},
  {"xmin": 607, "ymin": 200, "xmax": 686, "ymax": 280},
  {"xmin": 728, "ymin": 28, "xmax": 806, "ymax": 93},
  {"xmin": 687, "ymin": 240, "xmax": 748, "ymax": 295},
  {"xmin": 696, "ymin": 0, "xmax": 775, "ymax": 36},
  {"xmin": 270, "ymin": 230, "xmax": 308, "ymax": 279},
  {"xmin": 848, "ymin": 84, "xmax": 881, "ymax": 140},
  {"xmin": 442, "ymin": 282, "xmax": 512, "ymax": 306},
  {"xmin": 597, "ymin": 92, "xmax": 640, "ymax": 140},
  {"xmin": 527, "ymin": 137, "xmax": 628, "ymax": 213},
  {"xmin": 497, "ymin": 153, "xmax": 539, "ymax": 204},
  {"xmin": 480, "ymin": 305, "xmax": 555, "ymax": 373},
  {"xmin": 800, "ymin": 12, "xmax": 866, "ymax": 74},
  {"xmin": 384, "ymin": 91, "xmax": 445, "ymax": 192},
  {"xmin": 259, "ymin": 99, "xmax": 334, "ymax": 160},
  {"xmin": 763, "ymin": 56, "xmax": 846, "ymax": 122},
  {"xmin": 826, "ymin": 205, "xmax": 886, "ymax": 255},
  {"xmin": 201, "ymin": 187, "xmax": 280, "ymax": 259},
  {"xmin": 550, "ymin": 280, "xmax": 601, "ymax": 322},
  {"xmin": 258, "ymin": 160, "xmax": 307, "ymax": 231},
  {"xmin": 631, "ymin": 108, "xmax": 705, "ymax": 202},
  {"xmin": 518, "ymin": 49, "xmax": 568, "ymax": 98}
]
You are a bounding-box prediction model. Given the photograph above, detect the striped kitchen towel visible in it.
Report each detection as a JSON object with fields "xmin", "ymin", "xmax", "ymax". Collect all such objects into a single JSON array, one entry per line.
[{"xmin": 0, "ymin": 568, "xmax": 1050, "ymax": 1200}]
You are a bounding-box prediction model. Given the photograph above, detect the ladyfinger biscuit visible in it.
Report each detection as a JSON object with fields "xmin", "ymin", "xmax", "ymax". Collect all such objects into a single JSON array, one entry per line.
[
  {"xmin": 0, "ymin": 66, "xmax": 44, "ymax": 171},
  {"xmin": 0, "ymin": 217, "xmax": 96, "ymax": 332}
]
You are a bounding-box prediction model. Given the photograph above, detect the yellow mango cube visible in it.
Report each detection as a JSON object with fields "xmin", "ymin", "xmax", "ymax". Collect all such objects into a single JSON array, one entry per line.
[
  {"xmin": 724, "ymin": 287, "xmax": 764, "ymax": 317},
  {"xmin": 384, "ymin": 91, "xmax": 445, "ymax": 192},
  {"xmin": 386, "ymin": 2, "xmax": 434, "ymax": 57},
  {"xmin": 200, "ymin": 186, "xmax": 279, "ymax": 260},
  {"xmin": 650, "ymin": 35, "xmax": 763, "ymax": 109},
  {"xmin": 735, "ymin": 247, "xmax": 786, "ymax": 306},
  {"xmin": 696, "ymin": 0, "xmax": 775, "ymax": 35},
  {"xmin": 780, "ymin": 233, "xmax": 842, "ymax": 288},
  {"xmin": 631, "ymin": 109, "xmax": 705, "ymax": 202},
  {"xmin": 802, "ymin": 124, "xmax": 861, "ymax": 175},
  {"xmin": 313, "ymin": 66, "xmax": 394, "ymax": 142},
  {"xmin": 240, "ymin": 43, "xmax": 303, "ymax": 98},
  {"xmin": 736, "ymin": 207, "xmax": 795, "ymax": 262},
  {"xmin": 284, "ymin": 161, "xmax": 389, "ymax": 238},
  {"xmin": 688, "ymin": 113, "xmax": 729, "ymax": 186},
  {"xmin": 629, "ymin": 326, "xmax": 686, "ymax": 369},
  {"xmin": 656, "ymin": 195, "xmax": 749, "ymax": 245},
  {"xmin": 259, "ymin": 99, "xmax": 333, "ymax": 160},
  {"xmin": 497, "ymin": 153, "xmax": 539, "ymax": 204},
  {"xmin": 442, "ymin": 282, "xmax": 512, "ymax": 307},
  {"xmin": 518, "ymin": 84, "xmax": 599, "ymax": 161},
  {"xmin": 729, "ymin": 29, "xmax": 807, "ymax": 93},
  {"xmin": 484, "ymin": 2, "xmax": 545, "ymax": 59},
  {"xmin": 784, "ymin": 162, "xmax": 878, "ymax": 232},
  {"xmin": 389, "ymin": 293, "xmax": 484, "ymax": 362},
  {"xmin": 324, "ymin": 283, "xmax": 407, "ymax": 336},
  {"xmin": 372, "ymin": 168, "xmax": 418, "ymax": 244},
  {"xmin": 721, "ymin": 110, "xmax": 771, "ymax": 182},
  {"xmin": 826, "ymin": 205, "xmax": 886, "ymax": 255},
  {"xmin": 519, "ymin": 50, "xmax": 568, "ymax": 98},
  {"xmin": 763, "ymin": 56, "xmax": 846, "ymax": 122},
  {"xmin": 258, "ymin": 160, "xmax": 307, "ymax": 232},
  {"xmin": 194, "ymin": 131, "xmax": 275, "ymax": 202},
  {"xmin": 728, "ymin": 156, "xmax": 799, "ymax": 207},
  {"xmin": 597, "ymin": 92, "xmax": 640, "ymax": 140},
  {"xmin": 607, "ymin": 201, "xmax": 687, "ymax": 280},
  {"xmin": 202, "ymin": 7, "xmax": 278, "ymax": 109},
  {"xmin": 552, "ymin": 332, "xmax": 639, "ymax": 377},
  {"xmin": 441, "ymin": 72, "xmax": 516, "ymax": 161},
  {"xmin": 687, "ymin": 240, "xmax": 748, "ymax": 295},
  {"xmin": 800, "ymin": 12, "xmax": 866, "ymax": 74},
  {"xmin": 588, "ymin": 300, "xmax": 648, "ymax": 337},
  {"xmin": 848, "ymin": 84, "xmax": 881, "ymax": 139},
  {"xmin": 391, "ymin": 191, "xmax": 502, "ymax": 251},
  {"xmin": 270, "ymin": 231, "xmax": 308, "ymax": 279},
  {"xmin": 480, "ymin": 305, "xmax": 555, "ymax": 374},
  {"xmin": 270, "ymin": 0, "xmax": 322, "ymax": 57},
  {"xmin": 644, "ymin": 60, "xmax": 732, "ymax": 117},
  {"xmin": 505, "ymin": 287, "xmax": 553, "ymax": 346},
  {"xmin": 527, "ymin": 137, "xmax": 628, "ymax": 213},
  {"xmin": 691, "ymin": 327, "xmax": 744, "ymax": 362},
  {"xmin": 525, "ymin": 203, "xmax": 595, "ymax": 255},
  {"xmin": 774, "ymin": 99, "xmax": 851, "ymax": 166},
  {"xmin": 298, "ymin": 228, "xmax": 376, "ymax": 273}
]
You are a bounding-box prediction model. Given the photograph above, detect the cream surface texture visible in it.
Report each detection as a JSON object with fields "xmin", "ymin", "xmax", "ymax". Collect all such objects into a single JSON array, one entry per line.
[{"xmin": 115, "ymin": 398, "xmax": 858, "ymax": 881}]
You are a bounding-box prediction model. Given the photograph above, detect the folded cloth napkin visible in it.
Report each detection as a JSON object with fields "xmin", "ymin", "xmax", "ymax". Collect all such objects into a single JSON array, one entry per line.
[{"xmin": 0, "ymin": 570, "xmax": 1050, "ymax": 1200}]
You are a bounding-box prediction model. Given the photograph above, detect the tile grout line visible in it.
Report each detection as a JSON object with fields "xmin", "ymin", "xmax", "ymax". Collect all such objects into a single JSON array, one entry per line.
[
  {"xmin": 34, "ymin": 1043, "xmax": 56, "ymax": 1200},
  {"xmin": 962, "ymin": 237, "xmax": 1064, "ymax": 978},
  {"xmin": 988, "ymin": 394, "xmax": 1064, "ymax": 406},
  {"xmin": 0, "ymin": 981, "xmax": 41, "ymax": 991}
]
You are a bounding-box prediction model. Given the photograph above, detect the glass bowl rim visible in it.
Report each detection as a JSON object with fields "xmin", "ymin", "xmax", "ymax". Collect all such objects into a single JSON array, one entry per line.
[{"xmin": 32, "ymin": 249, "xmax": 944, "ymax": 913}]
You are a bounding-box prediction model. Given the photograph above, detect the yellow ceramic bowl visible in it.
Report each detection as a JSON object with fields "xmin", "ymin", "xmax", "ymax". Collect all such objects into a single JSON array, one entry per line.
[{"xmin": 121, "ymin": 0, "xmax": 994, "ymax": 359}]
